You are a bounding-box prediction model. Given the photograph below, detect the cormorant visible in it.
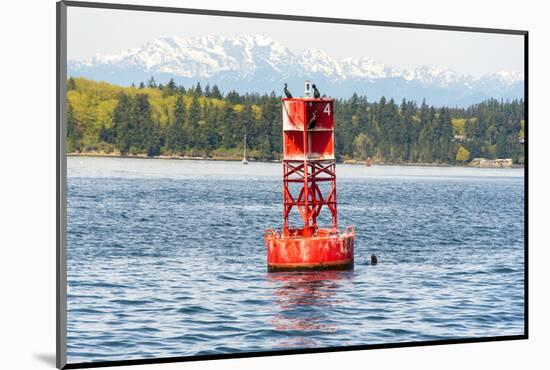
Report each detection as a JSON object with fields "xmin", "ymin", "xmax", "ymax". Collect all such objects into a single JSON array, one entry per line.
[
  {"xmin": 284, "ymin": 83, "xmax": 293, "ymax": 98},
  {"xmin": 307, "ymin": 111, "xmax": 317, "ymax": 130},
  {"xmin": 371, "ymin": 254, "xmax": 378, "ymax": 265},
  {"xmin": 312, "ymin": 84, "xmax": 321, "ymax": 98}
]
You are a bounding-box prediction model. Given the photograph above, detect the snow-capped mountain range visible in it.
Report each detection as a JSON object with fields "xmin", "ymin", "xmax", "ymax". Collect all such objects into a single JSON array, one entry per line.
[{"xmin": 68, "ymin": 34, "xmax": 524, "ymax": 106}]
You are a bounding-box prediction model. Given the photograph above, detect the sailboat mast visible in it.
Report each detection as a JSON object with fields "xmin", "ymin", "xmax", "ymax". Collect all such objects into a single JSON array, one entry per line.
[{"xmin": 241, "ymin": 129, "xmax": 248, "ymax": 164}]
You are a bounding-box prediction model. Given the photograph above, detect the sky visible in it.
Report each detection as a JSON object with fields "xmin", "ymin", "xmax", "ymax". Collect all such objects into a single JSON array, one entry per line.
[{"xmin": 67, "ymin": 7, "xmax": 524, "ymax": 78}]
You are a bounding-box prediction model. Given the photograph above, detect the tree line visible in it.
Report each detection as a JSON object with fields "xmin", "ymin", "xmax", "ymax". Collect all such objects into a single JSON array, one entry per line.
[{"xmin": 66, "ymin": 77, "xmax": 525, "ymax": 164}]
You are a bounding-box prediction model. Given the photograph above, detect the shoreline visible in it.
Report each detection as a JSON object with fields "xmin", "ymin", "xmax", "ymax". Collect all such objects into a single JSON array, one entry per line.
[
  {"xmin": 67, "ymin": 151, "xmax": 256, "ymax": 162},
  {"xmin": 66, "ymin": 152, "xmax": 524, "ymax": 169}
]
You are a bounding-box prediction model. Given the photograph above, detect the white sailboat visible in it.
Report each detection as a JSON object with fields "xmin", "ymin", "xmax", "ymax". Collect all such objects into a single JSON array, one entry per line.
[{"xmin": 242, "ymin": 133, "xmax": 248, "ymax": 165}]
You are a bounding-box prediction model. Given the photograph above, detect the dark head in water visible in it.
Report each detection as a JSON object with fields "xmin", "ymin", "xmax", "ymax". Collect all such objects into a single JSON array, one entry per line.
[
  {"xmin": 284, "ymin": 83, "xmax": 293, "ymax": 98},
  {"xmin": 312, "ymin": 84, "xmax": 321, "ymax": 98},
  {"xmin": 371, "ymin": 254, "xmax": 378, "ymax": 265}
]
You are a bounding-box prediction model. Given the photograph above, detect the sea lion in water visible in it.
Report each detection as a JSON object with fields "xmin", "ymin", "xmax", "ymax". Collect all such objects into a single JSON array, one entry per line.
[{"xmin": 371, "ymin": 254, "xmax": 378, "ymax": 265}]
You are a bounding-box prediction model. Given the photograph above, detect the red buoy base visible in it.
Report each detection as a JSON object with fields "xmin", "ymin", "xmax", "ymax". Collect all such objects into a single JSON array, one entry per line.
[{"xmin": 265, "ymin": 226, "xmax": 355, "ymax": 272}]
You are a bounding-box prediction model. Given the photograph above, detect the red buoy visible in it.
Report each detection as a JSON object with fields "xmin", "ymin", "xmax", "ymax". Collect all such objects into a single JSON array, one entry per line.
[{"xmin": 265, "ymin": 91, "xmax": 355, "ymax": 272}]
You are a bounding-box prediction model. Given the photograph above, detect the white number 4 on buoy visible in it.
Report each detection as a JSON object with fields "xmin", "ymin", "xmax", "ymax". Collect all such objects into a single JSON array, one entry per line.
[{"xmin": 323, "ymin": 103, "xmax": 331, "ymax": 116}]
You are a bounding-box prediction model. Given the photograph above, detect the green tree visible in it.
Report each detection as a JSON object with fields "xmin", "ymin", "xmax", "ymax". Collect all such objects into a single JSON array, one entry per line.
[
  {"xmin": 221, "ymin": 106, "xmax": 236, "ymax": 148},
  {"xmin": 211, "ymin": 84, "xmax": 222, "ymax": 99},
  {"xmin": 186, "ymin": 96, "xmax": 201, "ymax": 148},
  {"xmin": 167, "ymin": 94, "xmax": 186, "ymax": 152},
  {"xmin": 165, "ymin": 78, "xmax": 177, "ymax": 95},
  {"xmin": 67, "ymin": 77, "xmax": 76, "ymax": 91},
  {"xmin": 66, "ymin": 101, "xmax": 82, "ymax": 152},
  {"xmin": 195, "ymin": 82, "xmax": 203, "ymax": 96},
  {"xmin": 112, "ymin": 93, "xmax": 133, "ymax": 155},
  {"xmin": 133, "ymin": 93, "xmax": 154, "ymax": 153},
  {"xmin": 353, "ymin": 133, "xmax": 372, "ymax": 160}
]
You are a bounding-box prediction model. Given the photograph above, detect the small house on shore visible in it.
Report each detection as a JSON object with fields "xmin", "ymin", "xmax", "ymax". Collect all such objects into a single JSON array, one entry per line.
[
  {"xmin": 453, "ymin": 134, "xmax": 465, "ymax": 142},
  {"xmin": 470, "ymin": 158, "xmax": 513, "ymax": 167}
]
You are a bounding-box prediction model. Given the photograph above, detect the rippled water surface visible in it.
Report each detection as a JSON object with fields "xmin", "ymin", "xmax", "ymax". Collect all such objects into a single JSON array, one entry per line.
[{"xmin": 67, "ymin": 157, "xmax": 525, "ymax": 364}]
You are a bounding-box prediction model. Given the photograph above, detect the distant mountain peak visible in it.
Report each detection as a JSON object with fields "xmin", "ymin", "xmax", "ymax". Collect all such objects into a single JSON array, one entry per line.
[{"xmin": 485, "ymin": 70, "xmax": 524, "ymax": 84}]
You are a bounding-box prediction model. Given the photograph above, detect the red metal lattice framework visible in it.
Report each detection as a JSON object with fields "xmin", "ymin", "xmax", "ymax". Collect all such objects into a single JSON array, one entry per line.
[
  {"xmin": 282, "ymin": 160, "xmax": 337, "ymax": 236},
  {"xmin": 281, "ymin": 98, "xmax": 337, "ymax": 237}
]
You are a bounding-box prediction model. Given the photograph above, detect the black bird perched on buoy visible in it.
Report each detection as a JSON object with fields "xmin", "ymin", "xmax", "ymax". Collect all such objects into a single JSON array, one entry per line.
[
  {"xmin": 284, "ymin": 83, "xmax": 293, "ymax": 98},
  {"xmin": 371, "ymin": 254, "xmax": 378, "ymax": 265},
  {"xmin": 312, "ymin": 84, "xmax": 321, "ymax": 98},
  {"xmin": 307, "ymin": 111, "xmax": 317, "ymax": 130}
]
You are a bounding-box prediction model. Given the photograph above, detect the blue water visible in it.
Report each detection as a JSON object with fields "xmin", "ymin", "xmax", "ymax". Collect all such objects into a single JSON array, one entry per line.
[{"xmin": 66, "ymin": 157, "xmax": 525, "ymax": 364}]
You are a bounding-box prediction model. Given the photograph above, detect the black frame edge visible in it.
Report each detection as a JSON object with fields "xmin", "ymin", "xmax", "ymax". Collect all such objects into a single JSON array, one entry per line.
[
  {"xmin": 57, "ymin": 1, "xmax": 68, "ymax": 369},
  {"xmin": 523, "ymin": 32, "xmax": 529, "ymax": 339},
  {"xmin": 62, "ymin": 0, "xmax": 527, "ymax": 35},
  {"xmin": 63, "ymin": 335, "xmax": 527, "ymax": 369}
]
